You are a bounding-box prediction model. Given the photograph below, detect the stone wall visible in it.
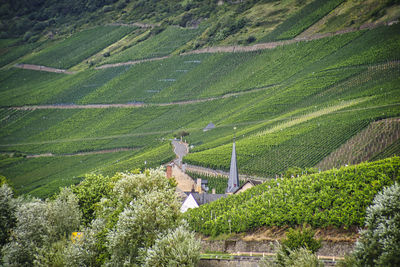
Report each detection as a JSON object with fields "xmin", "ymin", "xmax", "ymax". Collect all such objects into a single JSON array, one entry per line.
[{"xmin": 201, "ymin": 239, "xmax": 355, "ymax": 257}]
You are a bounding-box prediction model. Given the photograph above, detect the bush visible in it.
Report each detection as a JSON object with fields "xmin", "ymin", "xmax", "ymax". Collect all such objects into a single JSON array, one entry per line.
[
  {"xmin": 23, "ymin": 31, "xmax": 33, "ymax": 42},
  {"xmin": 144, "ymin": 224, "xmax": 201, "ymax": 267},
  {"xmin": 246, "ymin": 35, "xmax": 256, "ymax": 44},
  {"xmin": 260, "ymin": 243, "xmax": 323, "ymax": 267},
  {"xmin": 0, "ymin": 184, "xmax": 16, "ymax": 257},
  {"xmin": 352, "ymin": 183, "xmax": 400, "ymax": 266},
  {"xmin": 281, "ymin": 226, "xmax": 322, "ymax": 253}
]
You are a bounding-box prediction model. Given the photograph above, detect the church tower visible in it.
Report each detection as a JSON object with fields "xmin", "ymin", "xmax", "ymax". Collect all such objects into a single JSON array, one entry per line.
[{"xmin": 226, "ymin": 130, "xmax": 239, "ymax": 193}]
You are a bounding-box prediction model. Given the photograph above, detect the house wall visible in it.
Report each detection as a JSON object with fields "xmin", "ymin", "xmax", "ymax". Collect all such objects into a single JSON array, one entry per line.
[
  {"xmin": 181, "ymin": 194, "xmax": 199, "ymax": 213},
  {"xmin": 235, "ymin": 183, "xmax": 253, "ymax": 194}
]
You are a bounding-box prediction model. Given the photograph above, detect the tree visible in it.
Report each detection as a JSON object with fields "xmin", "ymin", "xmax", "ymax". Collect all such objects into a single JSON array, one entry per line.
[
  {"xmin": 45, "ymin": 188, "xmax": 81, "ymax": 243},
  {"xmin": 352, "ymin": 183, "xmax": 400, "ymax": 266},
  {"xmin": 144, "ymin": 224, "xmax": 201, "ymax": 267},
  {"xmin": 65, "ymin": 168, "xmax": 200, "ymax": 266},
  {"xmin": 106, "ymin": 188, "xmax": 180, "ymax": 265},
  {"xmin": 0, "ymin": 184, "xmax": 17, "ymax": 261},
  {"xmin": 2, "ymin": 199, "xmax": 48, "ymax": 266},
  {"xmin": 71, "ymin": 174, "xmax": 115, "ymax": 225},
  {"xmin": 2, "ymin": 188, "xmax": 81, "ymax": 266}
]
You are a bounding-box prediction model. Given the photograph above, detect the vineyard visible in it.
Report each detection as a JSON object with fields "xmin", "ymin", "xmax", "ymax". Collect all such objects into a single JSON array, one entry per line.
[
  {"xmin": 184, "ymin": 157, "xmax": 400, "ymax": 236},
  {"xmin": 0, "ymin": 16, "xmax": 399, "ymax": 198},
  {"xmin": 259, "ymin": 0, "xmax": 345, "ymax": 42},
  {"xmin": 317, "ymin": 118, "xmax": 400, "ymax": 170},
  {"xmin": 22, "ymin": 26, "xmax": 136, "ymax": 69},
  {"xmin": 103, "ymin": 26, "xmax": 204, "ymax": 64}
]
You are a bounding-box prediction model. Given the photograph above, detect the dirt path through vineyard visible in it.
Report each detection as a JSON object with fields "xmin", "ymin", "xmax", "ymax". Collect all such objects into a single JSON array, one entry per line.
[
  {"xmin": 24, "ymin": 147, "xmax": 138, "ymax": 158},
  {"xmin": 14, "ymin": 21, "xmax": 397, "ymax": 73},
  {"xmin": 11, "ymin": 85, "xmax": 274, "ymax": 110},
  {"xmin": 14, "ymin": 63, "xmax": 76, "ymax": 74}
]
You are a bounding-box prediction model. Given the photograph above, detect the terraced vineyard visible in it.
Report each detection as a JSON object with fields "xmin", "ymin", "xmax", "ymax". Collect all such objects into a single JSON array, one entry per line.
[
  {"xmin": 185, "ymin": 157, "xmax": 400, "ymax": 236},
  {"xmin": 103, "ymin": 26, "xmax": 204, "ymax": 64},
  {"xmin": 22, "ymin": 26, "xmax": 136, "ymax": 69},
  {"xmin": 0, "ymin": 16, "xmax": 399, "ymax": 198},
  {"xmin": 317, "ymin": 118, "xmax": 400, "ymax": 170}
]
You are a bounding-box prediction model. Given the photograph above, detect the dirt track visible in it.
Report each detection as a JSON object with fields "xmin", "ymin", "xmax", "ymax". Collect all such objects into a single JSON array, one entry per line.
[
  {"xmin": 13, "ymin": 21, "xmax": 398, "ymax": 73},
  {"xmin": 11, "ymin": 85, "xmax": 274, "ymax": 110},
  {"xmin": 95, "ymin": 55, "xmax": 171, "ymax": 69},
  {"xmin": 26, "ymin": 147, "xmax": 138, "ymax": 158},
  {"xmin": 14, "ymin": 63, "xmax": 76, "ymax": 74}
]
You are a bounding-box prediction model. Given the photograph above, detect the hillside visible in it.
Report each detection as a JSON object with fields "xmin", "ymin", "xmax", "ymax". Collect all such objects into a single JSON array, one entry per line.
[
  {"xmin": 0, "ymin": 0, "xmax": 400, "ymax": 198},
  {"xmin": 185, "ymin": 157, "xmax": 400, "ymax": 236}
]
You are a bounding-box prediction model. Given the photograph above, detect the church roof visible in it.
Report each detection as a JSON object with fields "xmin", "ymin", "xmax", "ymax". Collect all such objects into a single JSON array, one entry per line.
[{"xmin": 226, "ymin": 140, "xmax": 239, "ymax": 193}]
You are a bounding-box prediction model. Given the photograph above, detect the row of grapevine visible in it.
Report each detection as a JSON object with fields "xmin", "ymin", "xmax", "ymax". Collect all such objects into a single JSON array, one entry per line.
[
  {"xmin": 23, "ymin": 26, "xmax": 136, "ymax": 69},
  {"xmin": 317, "ymin": 118, "xmax": 400, "ymax": 170},
  {"xmin": 184, "ymin": 157, "xmax": 400, "ymax": 236},
  {"xmin": 260, "ymin": 0, "xmax": 345, "ymax": 42}
]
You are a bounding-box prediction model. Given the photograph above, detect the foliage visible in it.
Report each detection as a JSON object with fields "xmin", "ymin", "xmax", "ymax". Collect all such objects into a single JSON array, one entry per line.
[
  {"xmin": 281, "ymin": 226, "xmax": 322, "ymax": 254},
  {"xmin": 185, "ymin": 157, "xmax": 400, "ymax": 236},
  {"xmin": 106, "ymin": 189, "xmax": 180, "ymax": 265},
  {"xmin": 0, "ymin": 184, "xmax": 16, "ymax": 259},
  {"xmin": 1, "ymin": 189, "xmax": 81, "ymax": 266},
  {"xmin": 261, "ymin": 243, "xmax": 324, "ymax": 267},
  {"xmin": 45, "ymin": 188, "xmax": 81, "ymax": 243},
  {"xmin": 62, "ymin": 218, "xmax": 107, "ymax": 267},
  {"xmin": 71, "ymin": 174, "xmax": 114, "ymax": 225},
  {"xmin": 1, "ymin": 168, "xmax": 201, "ymax": 266},
  {"xmin": 144, "ymin": 224, "xmax": 201, "ymax": 267},
  {"xmin": 1, "ymin": 24, "xmax": 399, "ymax": 198},
  {"xmin": 284, "ymin": 167, "xmax": 319, "ymax": 179},
  {"xmin": 352, "ymin": 183, "xmax": 400, "ymax": 266},
  {"xmin": 174, "ymin": 130, "xmax": 190, "ymax": 139},
  {"xmin": 64, "ymin": 168, "xmax": 200, "ymax": 266},
  {"xmin": 2, "ymin": 199, "xmax": 49, "ymax": 266}
]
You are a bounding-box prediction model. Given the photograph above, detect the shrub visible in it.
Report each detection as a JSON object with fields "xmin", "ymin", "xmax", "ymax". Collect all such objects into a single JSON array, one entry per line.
[
  {"xmin": 2, "ymin": 199, "xmax": 48, "ymax": 266},
  {"xmin": 246, "ymin": 35, "xmax": 256, "ymax": 44},
  {"xmin": 144, "ymin": 224, "xmax": 201, "ymax": 267},
  {"xmin": 281, "ymin": 226, "xmax": 322, "ymax": 253},
  {"xmin": 23, "ymin": 31, "xmax": 33, "ymax": 42},
  {"xmin": 0, "ymin": 184, "xmax": 16, "ymax": 258},
  {"xmin": 352, "ymin": 183, "xmax": 400, "ymax": 266},
  {"xmin": 260, "ymin": 243, "xmax": 323, "ymax": 267}
]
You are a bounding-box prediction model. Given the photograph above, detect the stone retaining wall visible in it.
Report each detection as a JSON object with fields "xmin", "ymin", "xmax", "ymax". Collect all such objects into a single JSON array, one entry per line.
[{"xmin": 201, "ymin": 239, "xmax": 355, "ymax": 257}]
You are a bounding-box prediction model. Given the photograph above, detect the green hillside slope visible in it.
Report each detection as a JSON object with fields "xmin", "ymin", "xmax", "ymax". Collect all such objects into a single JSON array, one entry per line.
[
  {"xmin": 185, "ymin": 157, "xmax": 400, "ymax": 236},
  {"xmin": 0, "ymin": 1, "xmax": 399, "ymax": 198}
]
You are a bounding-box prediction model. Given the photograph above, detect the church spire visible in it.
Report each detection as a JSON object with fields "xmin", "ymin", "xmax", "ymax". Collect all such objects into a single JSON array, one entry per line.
[{"xmin": 226, "ymin": 127, "xmax": 239, "ymax": 193}]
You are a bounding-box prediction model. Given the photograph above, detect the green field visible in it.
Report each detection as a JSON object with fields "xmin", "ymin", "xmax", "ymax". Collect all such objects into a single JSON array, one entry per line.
[{"xmin": 0, "ymin": 22, "xmax": 399, "ymax": 198}]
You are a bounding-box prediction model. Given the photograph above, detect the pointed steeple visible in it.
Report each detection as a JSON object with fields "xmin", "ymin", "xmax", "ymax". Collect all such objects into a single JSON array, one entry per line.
[{"xmin": 226, "ymin": 132, "xmax": 239, "ymax": 193}]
